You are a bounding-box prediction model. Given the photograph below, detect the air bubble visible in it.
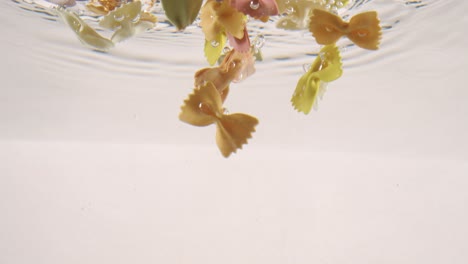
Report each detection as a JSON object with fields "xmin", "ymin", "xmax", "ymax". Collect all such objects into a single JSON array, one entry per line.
[
  {"xmin": 253, "ymin": 34, "xmax": 265, "ymax": 49},
  {"xmin": 198, "ymin": 102, "xmax": 212, "ymax": 115},
  {"xmin": 230, "ymin": 61, "xmax": 237, "ymax": 69},
  {"xmin": 114, "ymin": 14, "xmax": 125, "ymax": 22},
  {"xmin": 132, "ymin": 14, "xmax": 140, "ymax": 23},
  {"xmin": 319, "ymin": 52, "xmax": 326, "ymax": 62},
  {"xmin": 357, "ymin": 30, "xmax": 368, "ymax": 37},
  {"xmin": 250, "ymin": 0, "xmax": 260, "ymax": 10}
]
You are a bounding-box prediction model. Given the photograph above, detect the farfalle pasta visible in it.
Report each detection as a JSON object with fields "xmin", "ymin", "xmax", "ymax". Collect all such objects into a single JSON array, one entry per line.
[
  {"xmin": 47, "ymin": 0, "xmax": 384, "ymax": 157},
  {"xmin": 291, "ymin": 44, "xmax": 343, "ymax": 114},
  {"xmin": 309, "ymin": 9, "xmax": 382, "ymax": 50},
  {"xmin": 179, "ymin": 83, "xmax": 258, "ymax": 158},
  {"xmin": 200, "ymin": 0, "xmax": 246, "ymax": 43},
  {"xmin": 99, "ymin": 1, "xmax": 156, "ymax": 43}
]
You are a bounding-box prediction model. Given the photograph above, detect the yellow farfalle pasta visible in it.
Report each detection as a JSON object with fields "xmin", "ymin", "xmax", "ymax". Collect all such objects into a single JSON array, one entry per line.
[
  {"xmin": 204, "ymin": 33, "xmax": 227, "ymax": 66},
  {"xmin": 200, "ymin": 0, "xmax": 245, "ymax": 42},
  {"xmin": 291, "ymin": 44, "xmax": 343, "ymax": 114},
  {"xmin": 179, "ymin": 83, "xmax": 258, "ymax": 157},
  {"xmin": 309, "ymin": 9, "xmax": 382, "ymax": 50}
]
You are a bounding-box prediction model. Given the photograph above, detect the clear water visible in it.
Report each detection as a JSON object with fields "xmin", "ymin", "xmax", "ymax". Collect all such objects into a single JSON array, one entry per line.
[
  {"xmin": 1, "ymin": 0, "xmax": 468, "ymax": 263},
  {"xmin": 2, "ymin": 0, "xmax": 466, "ymax": 157}
]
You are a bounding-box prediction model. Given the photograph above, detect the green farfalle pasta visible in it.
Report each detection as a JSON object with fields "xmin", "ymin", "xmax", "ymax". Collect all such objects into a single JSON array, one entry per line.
[{"xmin": 291, "ymin": 44, "xmax": 343, "ymax": 114}]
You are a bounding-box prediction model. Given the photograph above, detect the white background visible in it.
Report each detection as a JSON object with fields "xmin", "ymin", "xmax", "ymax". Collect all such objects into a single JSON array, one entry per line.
[{"xmin": 1, "ymin": 0, "xmax": 467, "ymax": 263}]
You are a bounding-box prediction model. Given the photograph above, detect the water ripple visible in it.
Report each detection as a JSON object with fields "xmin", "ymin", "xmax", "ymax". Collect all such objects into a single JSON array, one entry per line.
[{"xmin": 7, "ymin": 0, "xmax": 461, "ymax": 78}]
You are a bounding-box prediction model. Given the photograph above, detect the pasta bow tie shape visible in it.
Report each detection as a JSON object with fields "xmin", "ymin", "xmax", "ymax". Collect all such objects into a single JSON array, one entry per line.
[
  {"xmin": 99, "ymin": 1, "xmax": 155, "ymax": 43},
  {"xmin": 200, "ymin": 0, "xmax": 246, "ymax": 43},
  {"xmin": 309, "ymin": 9, "xmax": 382, "ymax": 50},
  {"xmin": 291, "ymin": 44, "xmax": 343, "ymax": 114},
  {"xmin": 179, "ymin": 83, "xmax": 258, "ymax": 158}
]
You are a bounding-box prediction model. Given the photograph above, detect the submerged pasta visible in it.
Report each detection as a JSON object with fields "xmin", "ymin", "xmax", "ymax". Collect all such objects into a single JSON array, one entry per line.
[
  {"xmin": 309, "ymin": 9, "xmax": 382, "ymax": 50},
  {"xmin": 48, "ymin": 0, "xmax": 382, "ymax": 157},
  {"xmin": 179, "ymin": 83, "xmax": 258, "ymax": 158}
]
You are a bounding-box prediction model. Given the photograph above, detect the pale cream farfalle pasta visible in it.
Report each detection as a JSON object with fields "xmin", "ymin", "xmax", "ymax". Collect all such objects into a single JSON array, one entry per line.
[{"xmin": 99, "ymin": 1, "xmax": 156, "ymax": 43}]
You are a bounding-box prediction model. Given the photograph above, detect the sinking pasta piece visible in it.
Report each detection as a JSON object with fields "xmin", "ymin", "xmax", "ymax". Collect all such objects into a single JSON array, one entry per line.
[
  {"xmin": 291, "ymin": 44, "xmax": 342, "ymax": 114},
  {"xmin": 55, "ymin": 8, "xmax": 114, "ymax": 51},
  {"xmin": 309, "ymin": 9, "xmax": 381, "ymax": 50},
  {"xmin": 99, "ymin": 1, "xmax": 155, "ymax": 43},
  {"xmin": 161, "ymin": 0, "xmax": 203, "ymax": 30},
  {"xmin": 179, "ymin": 82, "xmax": 258, "ymax": 157},
  {"xmin": 200, "ymin": 0, "xmax": 245, "ymax": 42},
  {"xmin": 215, "ymin": 113, "xmax": 259, "ymax": 157},
  {"xmin": 221, "ymin": 48, "xmax": 256, "ymax": 82},
  {"xmin": 231, "ymin": 0, "xmax": 279, "ymax": 20},
  {"xmin": 195, "ymin": 49, "xmax": 255, "ymax": 99},
  {"xmin": 194, "ymin": 57, "xmax": 242, "ymax": 100}
]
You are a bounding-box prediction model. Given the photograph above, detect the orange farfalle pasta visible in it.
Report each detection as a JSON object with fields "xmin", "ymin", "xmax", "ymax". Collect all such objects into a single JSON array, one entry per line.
[
  {"xmin": 309, "ymin": 9, "xmax": 381, "ymax": 50},
  {"xmin": 179, "ymin": 83, "xmax": 258, "ymax": 157}
]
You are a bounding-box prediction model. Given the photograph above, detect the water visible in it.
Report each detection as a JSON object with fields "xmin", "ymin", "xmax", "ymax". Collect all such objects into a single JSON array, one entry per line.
[
  {"xmin": 1, "ymin": 0, "xmax": 468, "ymax": 263},
  {"xmin": 2, "ymin": 0, "xmax": 466, "ymax": 156}
]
